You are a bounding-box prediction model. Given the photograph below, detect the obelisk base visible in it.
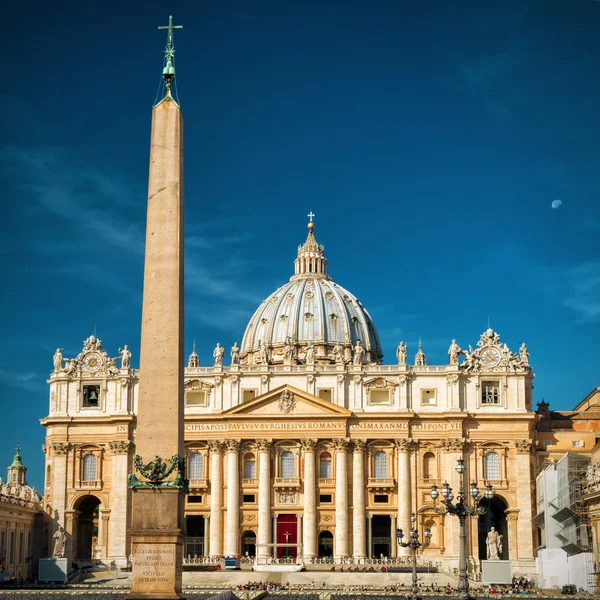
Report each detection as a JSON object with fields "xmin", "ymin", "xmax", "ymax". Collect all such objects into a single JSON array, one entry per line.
[{"xmin": 128, "ymin": 488, "xmax": 185, "ymax": 600}]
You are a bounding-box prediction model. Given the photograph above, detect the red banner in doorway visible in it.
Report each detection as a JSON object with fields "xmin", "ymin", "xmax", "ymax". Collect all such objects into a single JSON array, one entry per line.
[{"xmin": 276, "ymin": 514, "xmax": 297, "ymax": 558}]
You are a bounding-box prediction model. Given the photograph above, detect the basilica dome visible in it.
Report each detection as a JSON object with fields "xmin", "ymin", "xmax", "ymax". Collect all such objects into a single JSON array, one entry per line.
[{"xmin": 240, "ymin": 221, "xmax": 383, "ymax": 365}]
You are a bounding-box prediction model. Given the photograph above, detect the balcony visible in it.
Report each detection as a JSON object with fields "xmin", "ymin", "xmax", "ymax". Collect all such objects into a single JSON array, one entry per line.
[
  {"xmin": 75, "ymin": 480, "xmax": 102, "ymax": 490},
  {"xmin": 188, "ymin": 478, "xmax": 208, "ymax": 490},
  {"xmin": 367, "ymin": 477, "xmax": 395, "ymax": 491},
  {"xmin": 318, "ymin": 478, "xmax": 335, "ymax": 486},
  {"xmin": 242, "ymin": 478, "xmax": 258, "ymax": 486},
  {"xmin": 273, "ymin": 477, "xmax": 301, "ymax": 489}
]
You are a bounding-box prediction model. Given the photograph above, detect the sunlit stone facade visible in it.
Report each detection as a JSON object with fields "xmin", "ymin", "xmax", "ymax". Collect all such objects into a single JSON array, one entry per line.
[{"xmin": 42, "ymin": 224, "xmax": 539, "ymax": 574}]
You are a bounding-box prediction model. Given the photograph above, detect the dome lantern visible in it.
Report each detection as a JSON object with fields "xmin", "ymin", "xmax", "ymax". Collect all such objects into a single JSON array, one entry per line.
[{"xmin": 292, "ymin": 215, "xmax": 330, "ymax": 281}]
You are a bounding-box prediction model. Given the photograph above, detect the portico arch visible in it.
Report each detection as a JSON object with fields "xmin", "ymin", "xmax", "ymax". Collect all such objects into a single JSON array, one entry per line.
[
  {"xmin": 478, "ymin": 495, "xmax": 509, "ymax": 560},
  {"xmin": 73, "ymin": 494, "xmax": 102, "ymax": 562}
]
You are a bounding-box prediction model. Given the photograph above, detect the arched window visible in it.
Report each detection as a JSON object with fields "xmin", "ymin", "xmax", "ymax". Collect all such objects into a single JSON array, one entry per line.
[
  {"xmin": 374, "ymin": 451, "xmax": 388, "ymax": 479},
  {"xmin": 423, "ymin": 452, "xmax": 436, "ymax": 480},
  {"xmin": 83, "ymin": 454, "xmax": 97, "ymax": 482},
  {"xmin": 484, "ymin": 452, "xmax": 500, "ymax": 480},
  {"xmin": 319, "ymin": 453, "xmax": 332, "ymax": 478},
  {"xmin": 280, "ymin": 450, "xmax": 295, "ymax": 478},
  {"xmin": 244, "ymin": 454, "xmax": 256, "ymax": 479},
  {"xmin": 189, "ymin": 452, "xmax": 204, "ymax": 479}
]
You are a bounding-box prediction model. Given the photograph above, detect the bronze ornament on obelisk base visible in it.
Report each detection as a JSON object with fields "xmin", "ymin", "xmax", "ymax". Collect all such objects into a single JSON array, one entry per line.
[{"xmin": 127, "ymin": 16, "xmax": 187, "ymax": 600}]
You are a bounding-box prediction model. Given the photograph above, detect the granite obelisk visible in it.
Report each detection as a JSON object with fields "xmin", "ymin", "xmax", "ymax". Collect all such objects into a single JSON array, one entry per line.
[{"xmin": 128, "ymin": 16, "xmax": 185, "ymax": 600}]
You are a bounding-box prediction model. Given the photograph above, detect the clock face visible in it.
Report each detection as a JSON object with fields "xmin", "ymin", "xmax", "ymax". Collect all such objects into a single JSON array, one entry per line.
[
  {"xmin": 85, "ymin": 353, "xmax": 102, "ymax": 372},
  {"xmin": 481, "ymin": 347, "xmax": 501, "ymax": 367}
]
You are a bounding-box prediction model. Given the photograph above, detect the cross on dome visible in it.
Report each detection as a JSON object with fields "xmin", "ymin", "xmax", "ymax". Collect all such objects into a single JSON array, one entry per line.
[{"xmin": 307, "ymin": 211, "xmax": 315, "ymax": 222}]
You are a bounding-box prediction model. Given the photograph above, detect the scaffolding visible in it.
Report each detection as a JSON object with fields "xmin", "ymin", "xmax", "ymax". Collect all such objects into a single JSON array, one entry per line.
[{"xmin": 552, "ymin": 453, "xmax": 591, "ymax": 555}]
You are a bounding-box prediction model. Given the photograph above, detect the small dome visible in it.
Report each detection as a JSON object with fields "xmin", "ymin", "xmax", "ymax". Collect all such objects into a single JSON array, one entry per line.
[{"xmin": 240, "ymin": 221, "xmax": 382, "ymax": 365}]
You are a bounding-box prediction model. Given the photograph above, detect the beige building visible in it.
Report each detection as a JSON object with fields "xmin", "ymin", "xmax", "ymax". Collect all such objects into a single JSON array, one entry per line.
[
  {"xmin": 0, "ymin": 446, "xmax": 43, "ymax": 581},
  {"xmin": 41, "ymin": 222, "xmax": 541, "ymax": 575}
]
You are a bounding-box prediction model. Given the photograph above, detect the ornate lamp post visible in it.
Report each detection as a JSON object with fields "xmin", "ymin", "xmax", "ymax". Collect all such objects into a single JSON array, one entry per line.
[
  {"xmin": 396, "ymin": 513, "xmax": 432, "ymax": 600},
  {"xmin": 430, "ymin": 458, "xmax": 494, "ymax": 600}
]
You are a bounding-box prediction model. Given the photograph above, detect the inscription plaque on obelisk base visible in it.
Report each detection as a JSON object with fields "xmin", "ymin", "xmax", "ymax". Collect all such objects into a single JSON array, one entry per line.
[{"xmin": 128, "ymin": 16, "xmax": 186, "ymax": 600}]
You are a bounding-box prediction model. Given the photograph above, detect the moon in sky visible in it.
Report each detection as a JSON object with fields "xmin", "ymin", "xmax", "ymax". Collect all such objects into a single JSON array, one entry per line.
[{"xmin": 551, "ymin": 199, "xmax": 563, "ymax": 209}]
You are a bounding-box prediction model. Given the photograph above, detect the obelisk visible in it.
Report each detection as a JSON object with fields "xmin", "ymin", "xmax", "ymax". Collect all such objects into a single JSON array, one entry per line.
[{"xmin": 128, "ymin": 16, "xmax": 185, "ymax": 600}]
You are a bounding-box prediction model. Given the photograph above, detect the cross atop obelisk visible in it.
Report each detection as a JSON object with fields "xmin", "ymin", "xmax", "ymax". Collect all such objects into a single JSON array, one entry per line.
[
  {"xmin": 128, "ymin": 16, "xmax": 186, "ymax": 600},
  {"xmin": 158, "ymin": 16, "xmax": 183, "ymax": 92}
]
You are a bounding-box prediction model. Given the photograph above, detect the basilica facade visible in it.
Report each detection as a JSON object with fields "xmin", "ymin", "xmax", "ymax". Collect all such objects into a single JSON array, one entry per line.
[{"xmin": 41, "ymin": 222, "xmax": 538, "ymax": 573}]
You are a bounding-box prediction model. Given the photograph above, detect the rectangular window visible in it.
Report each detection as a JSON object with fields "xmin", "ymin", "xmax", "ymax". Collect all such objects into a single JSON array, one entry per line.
[
  {"xmin": 421, "ymin": 389, "xmax": 437, "ymax": 406},
  {"xmin": 319, "ymin": 459, "xmax": 332, "ymax": 479},
  {"xmin": 481, "ymin": 382, "xmax": 500, "ymax": 405},
  {"xmin": 82, "ymin": 385, "xmax": 100, "ymax": 408},
  {"xmin": 319, "ymin": 494, "xmax": 333, "ymax": 503},
  {"xmin": 244, "ymin": 460, "xmax": 256, "ymax": 479},
  {"xmin": 370, "ymin": 390, "xmax": 390, "ymax": 405},
  {"xmin": 374, "ymin": 494, "xmax": 389, "ymax": 503},
  {"xmin": 187, "ymin": 495, "xmax": 203, "ymax": 503},
  {"xmin": 318, "ymin": 389, "xmax": 332, "ymax": 402},
  {"xmin": 243, "ymin": 494, "xmax": 256, "ymax": 503},
  {"xmin": 186, "ymin": 391, "xmax": 207, "ymax": 407},
  {"xmin": 242, "ymin": 389, "xmax": 256, "ymax": 403},
  {"xmin": 572, "ymin": 440, "xmax": 584, "ymax": 448}
]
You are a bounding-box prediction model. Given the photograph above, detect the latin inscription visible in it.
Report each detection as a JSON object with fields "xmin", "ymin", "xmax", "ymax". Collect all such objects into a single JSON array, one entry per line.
[
  {"xmin": 133, "ymin": 547, "xmax": 175, "ymax": 585},
  {"xmin": 185, "ymin": 421, "xmax": 346, "ymax": 432}
]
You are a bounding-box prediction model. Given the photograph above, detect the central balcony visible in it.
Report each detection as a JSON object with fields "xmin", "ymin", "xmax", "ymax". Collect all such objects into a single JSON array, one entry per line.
[{"xmin": 273, "ymin": 477, "xmax": 301, "ymax": 489}]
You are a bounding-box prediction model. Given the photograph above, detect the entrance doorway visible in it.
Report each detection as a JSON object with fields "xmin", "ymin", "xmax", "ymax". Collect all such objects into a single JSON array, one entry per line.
[
  {"xmin": 185, "ymin": 516, "xmax": 205, "ymax": 558},
  {"xmin": 276, "ymin": 514, "xmax": 297, "ymax": 558},
  {"xmin": 372, "ymin": 515, "xmax": 391, "ymax": 558},
  {"xmin": 74, "ymin": 495, "xmax": 101, "ymax": 560},
  {"xmin": 478, "ymin": 496, "xmax": 509, "ymax": 560},
  {"xmin": 318, "ymin": 531, "xmax": 333, "ymax": 558},
  {"xmin": 242, "ymin": 530, "xmax": 256, "ymax": 557}
]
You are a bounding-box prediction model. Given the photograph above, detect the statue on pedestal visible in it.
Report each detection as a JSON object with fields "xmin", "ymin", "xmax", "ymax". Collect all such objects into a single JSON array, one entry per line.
[
  {"xmin": 448, "ymin": 339, "xmax": 462, "ymax": 366},
  {"xmin": 283, "ymin": 337, "xmax": 294, "ymax": 365},
  {"xmin": 213, "ymin": 343, "xmax": 224, "ymax": 366},
  {"xmin": 519, "ymin": 343, "xmax": 530, "ymax": 366},
  {"xmin": 396, "ymin": 342, "xmax": 407, "ymax": 366},
  {"xmin": 305, "ymin": 343, "xmax": 315, "ymax": 367},
  {"xmin": 353, "ymin": 340, "xmax": 365, "ymax": 365},
  {"xmin": 332, "ymin": 344, "xmax": 344, "ymax": 364},
  {"xmin": 486, "ymin": 527, "xmax": 502, "ymax": 560},
  {"xmin": 52, "ymin": 526, "xmax": 67, "ymax": 558},
  {"xmin": 119, "ymin": 345, "xmax": 132, "ymax": 369},
  {"xmin": 258, "ymin": 340, "xmax": 270, "ymax": 365},
  {"xmin": 230, "ymin": 342, "xmax": 240, "ymax": 365},
  {"xmin": 53, "ymin": 349, "xmax": 63, "ymax": 372}
]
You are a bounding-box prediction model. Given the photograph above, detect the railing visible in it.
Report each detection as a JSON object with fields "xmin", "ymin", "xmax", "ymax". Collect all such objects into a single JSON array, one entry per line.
[
  {"xmin": 183, "ymin": 556, "xmax": 224, "ymax": 566},
  {"xmin": 242, "ymin": 478, "xmax": 258, "ymax": 485},
  {"xmin": 367, "ymin": 477, "xmax": 395, "ymax": 488},
  {"xmin": 318, "ymin": 478, "xmax": 335, "ymax": 485},
  {"xmin": 273, "ymin": 477, "xmax": 301, "ymax": 488},
  {"xmin": 183, "ymin": 364, "xmax": 453, "ymax": 376},
  {"xmin": 188, "ymin": 478, "xmax": 208, "ymax": 489}
]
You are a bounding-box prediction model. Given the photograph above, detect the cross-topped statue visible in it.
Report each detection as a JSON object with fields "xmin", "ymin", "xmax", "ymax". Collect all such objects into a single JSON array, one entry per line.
[
  {"xmin": 307, "ymin": 211, "xmax": 315, "ymax": 222},
  {"xmin": 158, "ymin": 16, "xmax": 183, "ymax": 90}
]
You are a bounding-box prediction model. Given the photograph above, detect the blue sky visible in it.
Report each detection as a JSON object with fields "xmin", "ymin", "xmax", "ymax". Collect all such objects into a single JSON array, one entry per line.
[{"xmin": 1, "ymin": 0, "xmax": 599, "ymax": 489}]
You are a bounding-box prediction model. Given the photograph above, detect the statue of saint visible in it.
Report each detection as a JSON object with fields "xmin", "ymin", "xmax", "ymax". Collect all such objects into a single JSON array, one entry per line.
[
  {"xmin": 258, "ymin": 341, "xmax": 269, "ymax": 365},
  {"xmin": 486, "ymin": 527, "xmax": 502, "ymax": 560},
  {"xmin": 353, "ymin": 340, "xmax": 365, "ymax": 365},
  {"xmin": 213, "ymin": 343, "xmax": 225, "ymax": 366},
  {"xmin": 519, "ymin": 343, "xmax": 529, "ymax": 366},
  {"xmin": 53, "ymin": 349, "xmax": 63, "ymax": 372},
  {"xmin": 332, "ymin": 344, "xmax": 344, "ymax": 364},
  {"xmin": 119, "ymin": 345, "xmax": 132, "ymax": 369},
  {"xmin": 284, "ymin": 337, "xmax": 294, "ymax": 363},
  {"xmin": 52, "ymin": 526, "xmax": 67, "ymax": 558},
  {"xmin": 396, "ymin": 342, "xmax": 407, "ymax": 366},
  {"xmin": 230, "ymin": 342, "xmax": 240, "ymax": 365},
  {"xmin": 448, "ymin": 339, "xmax": 462, "ymax": 366},
  {"xmin": 305, "ymin": 343, "xmax": 315, "ymax": 366}
]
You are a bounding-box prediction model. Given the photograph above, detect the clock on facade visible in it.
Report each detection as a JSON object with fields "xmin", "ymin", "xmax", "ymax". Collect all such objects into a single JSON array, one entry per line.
[
  {"xmin": 481, "ymin": 346, "xmax": 501, "ymax": 367},
  {"xmin": 84, "ymin": 353, "xmax": 102, "ymax": 372}
]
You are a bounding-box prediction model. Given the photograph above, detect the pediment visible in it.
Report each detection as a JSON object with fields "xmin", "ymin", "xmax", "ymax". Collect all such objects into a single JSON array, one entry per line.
[{"xmin": 224, "ymin": 385, "xmax": 351, "ymax": 417}]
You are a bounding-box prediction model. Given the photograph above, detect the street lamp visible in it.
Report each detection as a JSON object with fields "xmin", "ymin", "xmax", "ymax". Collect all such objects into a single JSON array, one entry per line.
[
  {"xmin": 396, "ymin": 512, "xmax": 432, "ymax": 600},
  {"xmin": 430, "ymin": 458, "xmax": 494, "ymax": 600}
]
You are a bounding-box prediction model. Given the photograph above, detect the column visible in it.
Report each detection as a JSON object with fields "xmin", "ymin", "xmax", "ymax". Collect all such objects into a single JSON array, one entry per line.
[
  {"xmin": 209, "ymin": 441, "xmax": 224, "ymax": 556},
  {"xmin": 225, "ymin": 440, "xmax": 241, "ymax": 557},
  {"xmin": 390, "ymin": 515, "xmax": 397, "ymax": 559},
  {"xmin": 301, "ymin": 439, "xmax": 317, "ymax": 560},
  {"xmin": 333, "ymin": 438, "xmax": 350, "ymax": 560},
  {"xmin": 352, "ymin": 440, "xmax": 367, "ymax": 559},
  {"xmin": 367, "ymin": 514, "xmax": 373, "ymax": 558},
  {"xmin": 515, "ymin": 439, "xmax": 535, "ymax": 560},
  {"xmin": 297, "ymin": 514, "xmax": 303, "ymax": 561},
  {"xmin": 108, "ymin": 440, "xmax": 132, "ymax": 566},
  {"xmin": 441, "ymin": 438, "xmax": 465, "ymax": 558},
  {"xmin": 505, "ymin": 511, "xmax": 519, "ymax": 560},
  {"xmin": 204, "ymin": 515, "xmax": 210, "ymax": 557},
  {"xmin": 396, "ymin": 438, "xmax": 414, "ymax": 557},
  {"xmin": 50, "ymin": 442, "xmax": 70, "ymax": 540},
  {"xmin": 257, "ymin": 439, "xmax": 272, "ymax": 558},
  {"xmin": 272, "ymin": 515, "xmax": 278, "ymax": 558}
]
